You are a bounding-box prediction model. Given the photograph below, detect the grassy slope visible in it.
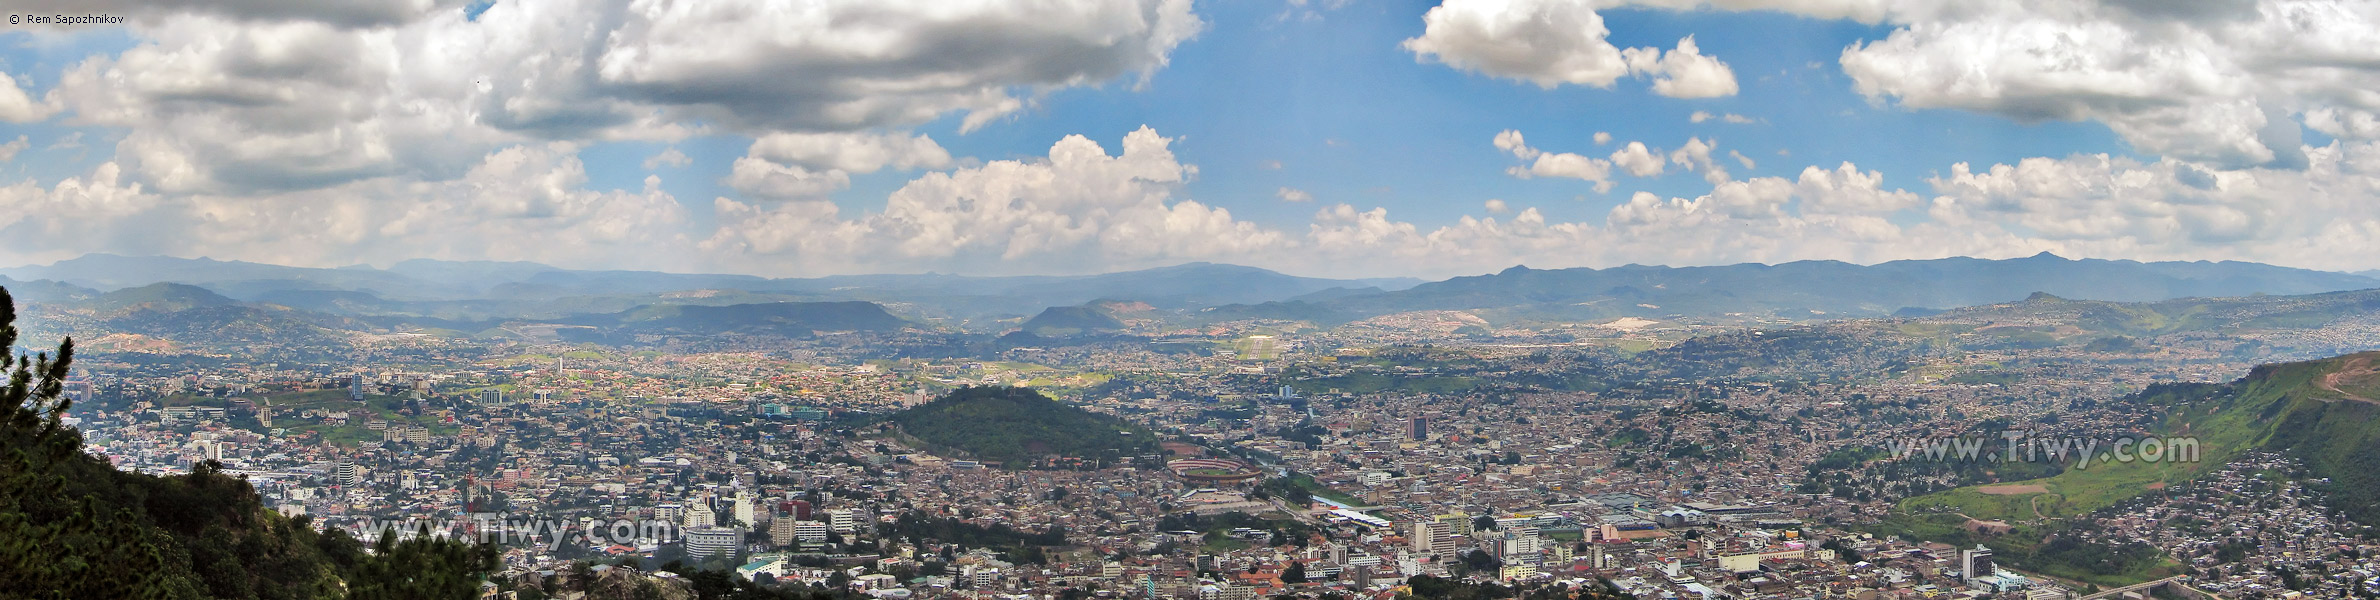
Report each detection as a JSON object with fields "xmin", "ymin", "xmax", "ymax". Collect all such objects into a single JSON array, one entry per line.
[
  {"xmin": 1885, "ymin": 351, "xmax": 2380, "ymax": 585},
  {"xmin": 1901, "ymin": 355, "xmax": 2347, "ymax": 521}
]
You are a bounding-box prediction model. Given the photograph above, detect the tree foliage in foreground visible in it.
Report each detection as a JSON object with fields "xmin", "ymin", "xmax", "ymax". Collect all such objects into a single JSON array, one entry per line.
[{"xmin": 0, "ymin": 287, "xmax": 498, "ymax": 599}]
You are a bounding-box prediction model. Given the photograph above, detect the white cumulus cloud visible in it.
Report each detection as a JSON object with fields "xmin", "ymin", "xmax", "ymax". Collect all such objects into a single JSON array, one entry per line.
[
  {"xmin": 0, "ymin": 136, "xmax": 28, "ymax": 164},
  {"xmin": 0, "ymin": 72, "xmax": 59, "ymax": 123},
  {"xmin": 1406, "ymin": 0, "xmax": 1738, "ymax": 97},
  {"xmin": 1832, "ymin": 0, "xmax": 2380, "ymax": 169},
  {"xmin": 643, "ymin": 147, "xmax": 691, "ymax": 170},
  {"xmin": 1610, "ymin": 142, "xmax": 1666, "ymax": 177},
  {"xmin": 702, "ymin": 126, "xmax": 1286, "ymax": 275},
  {"xmin": 726, "ymin": 132, "xmax": 956, "ymax": 201},
  {"xmin": 49, "ymin": 0, "xmax": 1204, "ymax": 194},
  {"xmin": 1621, "ymin": 36, "xmax": 1740, "ymax": 98},
  {"xmin": 0, "ymin": 143, "xmax": 698, "ymax": 271}
]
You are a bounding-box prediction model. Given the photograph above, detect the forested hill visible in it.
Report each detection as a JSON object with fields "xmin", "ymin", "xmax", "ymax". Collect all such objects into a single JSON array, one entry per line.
[
  {"xmin": 0, "ymin": 289, "xmax": 497, "ymax": 599},
  {"xmin": 882, "ymin": 386, "xmax": 1159, "ymax": 468},
  {"xmin": 2153, "ymin": 350, "xmax": 2380, "ymax": 524},
  {"xmin": 1018, "ymin": 305, "xmax": 1126, "ymax": 336}
]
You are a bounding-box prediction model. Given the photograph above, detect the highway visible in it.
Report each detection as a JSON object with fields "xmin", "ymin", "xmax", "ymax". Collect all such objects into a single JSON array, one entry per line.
[{"xmin": 2074, "ymin": 576, "xmax": 2185, "ymax": 600}]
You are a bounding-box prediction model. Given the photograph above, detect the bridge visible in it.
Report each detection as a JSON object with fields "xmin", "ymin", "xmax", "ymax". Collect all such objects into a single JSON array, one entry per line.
[{"xmin": 2073, "ymin": 576, "xmax": 2222, "ymax": 600}]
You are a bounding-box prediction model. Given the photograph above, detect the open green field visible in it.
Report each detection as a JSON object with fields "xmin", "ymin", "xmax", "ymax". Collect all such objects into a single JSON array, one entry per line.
[
  {"xmin": 1199, "ymin": 536, "xmax": 1251, "ymax": 553},
  {"xmin": 1867, "ymin": 513, "xmax": 2179, "ymax": 587},
  {"xmin": 1898, "ymin": 452, "xmax": 2214, "ymax": 522},
  {"xmin": 1879, "ymin": 353, "xmax": 2380, "ymax": 588},
  {"xmin": 1606, "ymin": 338, "xmax": 1663, "ymax": 354},
  {"xmin": 1898, "ymin": 361, "xmax": 2283, "ymax": 522}
]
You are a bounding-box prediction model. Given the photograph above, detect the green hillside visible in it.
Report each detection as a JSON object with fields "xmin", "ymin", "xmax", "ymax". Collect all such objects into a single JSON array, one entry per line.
[
  {"xmin": 2190, "ymin": 353, "xmax": 2380, "ymax": 523},
  {"xmin": 883, "ymin": 386, "xmax": 1158, "ymax": 468},
  {"xmin": 1883, "ymin": 350, "xmax": 2380, "ymax": 585},
  {"xmin": 1018, "ymin": 305, "xmax": 1125, "ymax": 336},
  {"xmin": 1905, "ymin": 351, "xmax": 2380, "ymax": 522},
  {"xmin": 599, "ymin": 300, "xmax": 910, "ymax": 335},
  {"xmin": 87, "ymin": 282, "xmax": 237, "ymax": 314},
  {"xmin": 0, "ymin": 288, "xmax": 498, "ymax": 599}
]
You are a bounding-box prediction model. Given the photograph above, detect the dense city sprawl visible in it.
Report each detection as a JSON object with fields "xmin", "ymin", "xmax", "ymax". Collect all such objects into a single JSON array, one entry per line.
[{"xmin": 56, "ymin": 301, "xmax": 2380, "ymax": 600}]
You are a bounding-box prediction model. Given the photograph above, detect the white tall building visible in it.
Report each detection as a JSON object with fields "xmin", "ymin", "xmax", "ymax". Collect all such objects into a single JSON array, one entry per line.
[
  {"xmin": 731, "ymin": 492, "xmax": 757, "ymax": 528},
  {"xmin": 792, "ymin": 520, "xmax": 829, "ymax": 543},
  {"xmin": 1502, "ymin": 528, "xmax": 1542, "ymax": 564},
  {"xmin": 684, "ymin": 499, "xmax": 716, "ymax": 529},
  {"xmin": 333, "ymin": 459, "xmax": 363, "ymax": 486},
  {"xmin": 1960, "ymin": 544, "xmax": 1996, "ymax": 582},
  {"xmin": 829, "ymin": 507, "xmax": 865, "ymax": 532}
]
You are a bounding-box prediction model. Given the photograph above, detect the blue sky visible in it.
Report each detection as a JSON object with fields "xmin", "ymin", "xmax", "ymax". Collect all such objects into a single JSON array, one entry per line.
[
  {"xmin": 755, "ymin": 1, "xmax": 2132, "ymax": 230},
  {"xmin": 1, "ymin": 0, "xmax": 2378, "ymax": 277}
]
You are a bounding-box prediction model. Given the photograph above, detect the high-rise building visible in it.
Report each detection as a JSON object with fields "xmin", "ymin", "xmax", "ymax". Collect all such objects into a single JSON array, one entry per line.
[
  {"xmin": 768, "ymin": 517, "xmax": 801, "ymax": 547},
  {"xmin": 1502, "ymin": 527, "xmax": 1542, "ymax": 564},
  {"xmin": 778, "ymin": 499, "xmax": 813, "ymax": 521},
  {"xmin": 1959, "ymin": 544, "xmax": 1995, "ymax": 582},
  {"xmin": 791, "ymin": 520, "xmax": 829, "ymax": 543},
  {"xmin": 829, "ymin": 507, "xmax": 864, "ymax": 532},
  {"xmin": 1436, "ymin": 512, "xmax": 1472, "ymax": 536},
  {"xmin": 731, "ymin": 492, "xmax": 757, "ymax": 528},
  {"xmin": 1409, "ymin": 519, "xmax": 1439, "ymax": 555},
  {"xmin": 1407, "ymin": 416, "xmax": 1429, "ymax": 442},
  {"xmin": 684, "ymin": 526, "xmax": 740, "ymax": 561},
  {"xmin": 683, "ymin": 499, "xmax": 716, "ymax": 529},
  {"xmin": 333, "ymin": 459, "xmax": 363, "ymax": 486},
  {"xmin": 348, "ymin": 374, "xmax": 367, "ymax": 401}
]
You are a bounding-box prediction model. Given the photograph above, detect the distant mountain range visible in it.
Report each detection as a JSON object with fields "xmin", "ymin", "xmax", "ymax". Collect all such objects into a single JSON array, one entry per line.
[
  {"xmin": 558, "ymin": 301, "xmax": 913, "ymax": 338},
  {"xmin": 5, "ymin": 253, "xmax": 2378, "ymax": 347},
  {"xmin": 1221, "ymin": 252, "xmax": 2380, "ymax": 324},
  {"xmin": 0, "ymin": 254, "xmax": 1420, "ymax": 328}
]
